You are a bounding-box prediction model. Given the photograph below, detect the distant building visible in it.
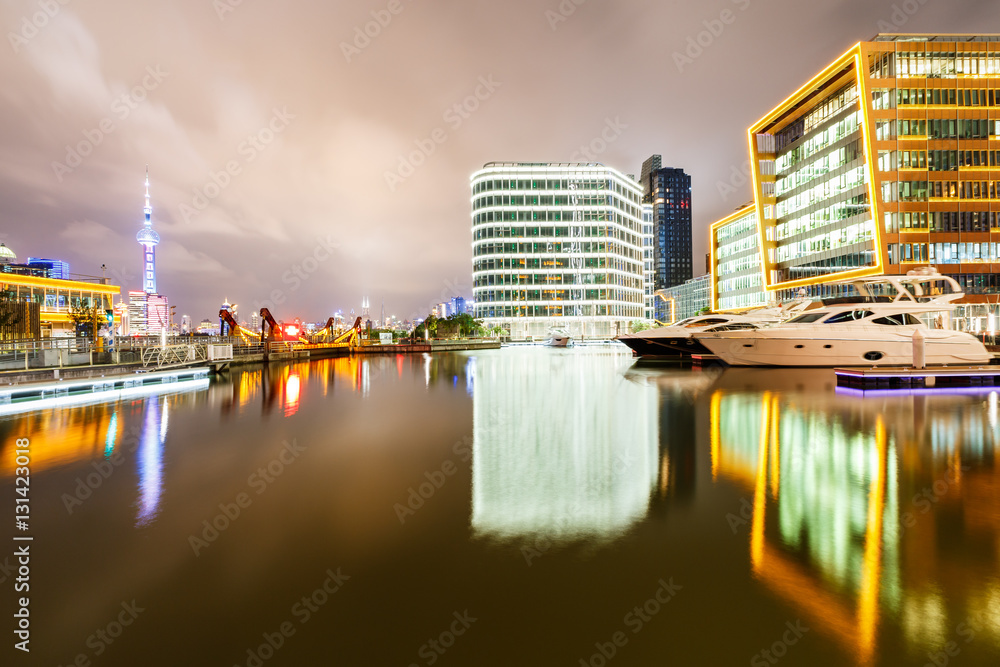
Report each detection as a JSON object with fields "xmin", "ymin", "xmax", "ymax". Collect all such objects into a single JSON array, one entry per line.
[
  {"xmin": 181, "ymin": 314, "xmax": 192, "ymax": 334},
  {"xmin": 709, "ymin": 205, "xmax": 768, "ymax": 313},
  {"xmin": 639, "ymin": 156, "xmax": 692, "ymax": 321},
  {"xmin": 127, "ymin": 291, "xmax": 148, "ymax": 335},
  {"xmin": 26, "ymin": 258, "xmax": 70, "ymax": 280},
  {"xmin": 146, "ymin": 294, "xmax": 169, "ymax": 335},
  {"xmin": 196, "ymin": 319, "xmax": 217, "ymax": 335},
  {"xmin": 450, "ymin": 296, "xmax": 466, "ymax": 317},
  {"xmin": 0, "ymin": 243, "xmax": 15, "ymax": 265},
  {"xmin": 658, "ymin": 274, "xmax": 710, "ymax": 323},
  {"xmin": 471, "ymin": 162, "xmax": 648, "ymax": 338},
  {"xmin": 641, "ymin": 203, "xmax": 654, "ymax": 320}
]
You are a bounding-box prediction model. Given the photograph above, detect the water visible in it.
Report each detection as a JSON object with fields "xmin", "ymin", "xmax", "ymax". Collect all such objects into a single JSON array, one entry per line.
[{"xmin": 1, "ymin": 348, "xmax": 999, "ymax": 666}]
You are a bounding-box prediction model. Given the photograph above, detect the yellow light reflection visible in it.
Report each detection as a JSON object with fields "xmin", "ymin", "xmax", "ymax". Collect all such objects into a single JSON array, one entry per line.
[{"xmin": 856, "ymin": 417, "xmax": 887, "ymax": 665}]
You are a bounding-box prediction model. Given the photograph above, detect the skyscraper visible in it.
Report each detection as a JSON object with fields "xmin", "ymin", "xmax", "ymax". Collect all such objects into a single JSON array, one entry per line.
[{"xmin": 639, "ymin": 156, "xmax": 692, "ymax": 320}]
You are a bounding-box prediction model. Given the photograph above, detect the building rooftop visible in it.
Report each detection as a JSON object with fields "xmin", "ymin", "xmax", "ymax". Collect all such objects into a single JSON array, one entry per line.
[
  {"xmin": 0, "ymin": 242, "xmax": 16, "ymax": 263},
  {"xmin": 871, "ymin": 33, "xmax": 1000, "ymax": 43}
]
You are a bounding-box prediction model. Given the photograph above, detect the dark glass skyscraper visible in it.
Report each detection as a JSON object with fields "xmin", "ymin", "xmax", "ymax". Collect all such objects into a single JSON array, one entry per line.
[{"xmin": 640, "ymin": 156, "xmax": 692, "ymax": 300}]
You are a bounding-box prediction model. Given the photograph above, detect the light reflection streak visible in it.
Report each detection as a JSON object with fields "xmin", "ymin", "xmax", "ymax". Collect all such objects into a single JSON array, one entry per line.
[
  {"xmin": 104, "ymin": 411, "xmax": 119, "ymax": 458},
  {"xmin": 136, "ymin": 400, "xmax": 166, "ymax": 527},
  {"xmin": 284, "ymin": 373, "xmax": 301, "ymax": 417}
]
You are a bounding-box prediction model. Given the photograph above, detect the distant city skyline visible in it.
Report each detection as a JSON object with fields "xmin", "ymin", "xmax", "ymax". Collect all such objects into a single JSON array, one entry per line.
[{"xmin": 0, "ymin": 0, "xmax": 994, "ymax": 321}]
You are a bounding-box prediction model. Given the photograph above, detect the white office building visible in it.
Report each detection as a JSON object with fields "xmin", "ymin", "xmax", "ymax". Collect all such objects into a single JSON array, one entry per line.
[{"xmin": 471, "ymin": 162, "xmax": 649, "ymax": 339}]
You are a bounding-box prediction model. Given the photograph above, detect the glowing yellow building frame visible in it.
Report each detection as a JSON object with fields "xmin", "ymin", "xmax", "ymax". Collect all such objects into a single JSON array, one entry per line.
[{"xmin": 747, "ymin": 42, "xmax": 886, "ymax": 293}]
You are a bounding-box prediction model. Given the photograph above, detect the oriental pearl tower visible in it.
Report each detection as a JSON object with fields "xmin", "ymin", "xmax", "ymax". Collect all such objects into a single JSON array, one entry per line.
[{"xmin": 136, "ymin": 166, "xmax": 160, "ymax": 294}]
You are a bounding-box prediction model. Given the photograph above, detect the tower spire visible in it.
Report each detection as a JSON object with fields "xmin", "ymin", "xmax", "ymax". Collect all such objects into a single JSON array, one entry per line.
[
  {"xmin": 144, "ymin": 164, "xmax": 151, "ymax": 226},
  {"xmin": 136, "ymin": 166, "xmax": 160, "ymax": 294}
]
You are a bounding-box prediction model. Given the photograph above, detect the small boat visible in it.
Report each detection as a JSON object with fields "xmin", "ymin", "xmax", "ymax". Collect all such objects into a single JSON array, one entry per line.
[{"xmin": 544, "ymin": 329, "xmax": 572, "ymax": 347}]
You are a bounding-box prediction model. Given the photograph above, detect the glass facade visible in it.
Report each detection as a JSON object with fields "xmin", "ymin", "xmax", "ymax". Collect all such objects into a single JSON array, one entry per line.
[
  {"xmin": 470, "ymin": 163, "xmax": 648, "ymax": 338},
  {"xmin": 754, "ymin": 79, "xmax": 878, "ymax": 286},
  {"xmin": 658, "ymin": 274, "xmax": 710, "ymax": 323},
  {"xmin": 710, "ymin": 205, "xmax": 768, "ymax": 312},
  {"xmin": 739, "ymin": 34, "xmax": 1000, "ymax": 316}
]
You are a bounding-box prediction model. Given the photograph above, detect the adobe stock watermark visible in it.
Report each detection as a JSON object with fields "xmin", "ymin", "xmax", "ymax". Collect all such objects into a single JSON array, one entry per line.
[
  {"xmin": 578, "ymin": 578, "xmax": 682, "ymax": 666},
  {"xmin": 188, "ymin": 439, "xmax": 305, "ymax": 556},
  {"xmin": 673, "ymin": 0, "xmax": 752, "ymax": 74},
  {"xmin": 233, "ymin": 567, "xmax": 350, "ymax": 667},
  {"xmin": 900, "ymin": 467, "xmax": 969, "ymax": 532},
  {"xmin": 545, "ymin": 0, "xmax": 589, "ymax": 31},
  {"xmin": 179, "ymin": 106, "xmax": 295, "ymax": 223},
  {"xmin": 214, "ymin": 0, "xmax": 248, "ymax": 21},
  {"xmin": 60, "ymin": 424, "xmax": 144, "ymax": 514},
  {"xmin": 750, "ymin": 620, "xmax": 809, "ymax": 666},
  {"xmin": 922, "ymin": 619, "xmax": 977, "ymax": 667},
  {"xmin": 7, "ymin": 0, "xmax": 72, "ymax": 54},
  {"xmin": 57, "ymin": 600, "xmax": 145, "ymax": 666},
  {"xmin": 51, "ymin": 65, "xmax": 169, "ymax": 182},
  {"xmin": 394, "ymin": 434, "xmax": 474, "ymax": 523},
  {"xmin": 384, "ymin": 75, "xmax": 502, "ymax": 192},
  {"xmin": 407, "ymin": 611, "xmax": 477, "ymax": 667},
  {"xmin": 569, "ymin": 117, "xmax": 628, "ymax": 163},
  {"xmin": 340, "ymin": 0, "xmax": 417, "ymax": 63},
  {"xmin": 876, "ymin": 0, "xmax": 932, "ymax": 32},
  {"xmin": 716, "ymin": 159, "xmax": 752, "ymax": 202},
  {"xmin": 251, "ymin": 235, "xmax": 342, "ymax": 314}
]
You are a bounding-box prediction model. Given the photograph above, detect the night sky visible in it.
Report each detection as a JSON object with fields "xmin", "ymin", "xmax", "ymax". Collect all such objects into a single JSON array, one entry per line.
[{"xmin": 1, "ymin": 0, "xmax": 996, "ymax": 323}]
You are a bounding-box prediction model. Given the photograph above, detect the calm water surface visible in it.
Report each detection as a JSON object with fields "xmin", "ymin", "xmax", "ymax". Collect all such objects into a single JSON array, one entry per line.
[{"xmin": 1, "ymin": 348, "xmax": 999, "ymax": 666}]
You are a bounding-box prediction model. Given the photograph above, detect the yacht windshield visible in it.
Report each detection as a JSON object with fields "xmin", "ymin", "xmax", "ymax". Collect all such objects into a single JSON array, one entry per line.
[
  {"xmin": 823, "ymin": 310, "xmax": 874, "ymax": 323},
  {"xmin": 786, "ymin": 313, "xmax": 828, "ymax": 324},
  {"xmin": 683, "ymin": 318, "xmax": 730, "ymax": 328}
]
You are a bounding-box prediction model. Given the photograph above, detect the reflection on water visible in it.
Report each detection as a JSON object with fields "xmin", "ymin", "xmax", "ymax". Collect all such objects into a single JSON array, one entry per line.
[
  {"xmin": 709, "ymin": 367, "xmax": 1000, "ymax": 663},
  {"xmin": 2, "ymin": 352, "xmax": 1000, "ymax": 664},
  {"xmin": 471, "ymin": 348, "xmax": 658, "ymax": 541},
  {"xmin": 136, "ymin": 400, "xmax": 167, "ymax": 526}
]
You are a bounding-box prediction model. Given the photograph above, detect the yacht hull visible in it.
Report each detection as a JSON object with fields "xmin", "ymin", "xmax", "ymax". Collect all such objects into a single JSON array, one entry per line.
[
  {"xmin": 616, "ymin": 335, "xmax": 712, "ymax": 358},
  {"xmin": 696, "ymin": 329, "xmax": 990, "ymax": 367}
]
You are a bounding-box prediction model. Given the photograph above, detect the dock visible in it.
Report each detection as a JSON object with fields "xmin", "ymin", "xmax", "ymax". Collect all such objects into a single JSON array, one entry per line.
[
  {"xmin": 835, "ymin": 366, "xmax": 1000, "ymax": 390},
  {"xmin": 0, "ymin": 367, "xmax": 210, "ymax": 415}
]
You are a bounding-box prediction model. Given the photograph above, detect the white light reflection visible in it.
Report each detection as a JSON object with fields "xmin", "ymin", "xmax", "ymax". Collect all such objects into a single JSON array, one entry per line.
[
  {"xmin": 136, "ymin": 400, "xmax": 166, "ymax": 527},
  {"xmin": 472, "ymin": 349, "xmax": 657, "ymax": 542}
]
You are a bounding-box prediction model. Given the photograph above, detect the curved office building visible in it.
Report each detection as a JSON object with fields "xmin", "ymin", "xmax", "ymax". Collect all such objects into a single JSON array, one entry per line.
[{"xmin": 471, "ymin": 162, "xmax": 647, "ymax": 339}]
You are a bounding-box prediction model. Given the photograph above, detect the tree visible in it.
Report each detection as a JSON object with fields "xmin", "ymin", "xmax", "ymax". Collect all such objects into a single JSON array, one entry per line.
[
  {"xmin": 413, "ymin": 314, "xmax": 439, "ymax": 339},
  {"xmin": 630, "ymin": 320, "xmax": 651, "ymax": 333},
  {"xmin": 446, "ymin": 312, "xmax": 483, "ymax": 337},
  {"xmin": 70, "ymin": 299, "xmax": 104, "ymax": 338}
]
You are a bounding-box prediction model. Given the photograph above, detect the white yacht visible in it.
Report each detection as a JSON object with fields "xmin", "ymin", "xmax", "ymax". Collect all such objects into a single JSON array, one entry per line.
[
  {"xmin": 544, "ymin": 329, "xmax": 572, "ymax": 347},
  {"xmin": 616, "ymin": 303, "xmax": 806, "ymax": 358},
  {"xmin": 694, "ymin": 270, "xmax": 990, "ymax": 367}
]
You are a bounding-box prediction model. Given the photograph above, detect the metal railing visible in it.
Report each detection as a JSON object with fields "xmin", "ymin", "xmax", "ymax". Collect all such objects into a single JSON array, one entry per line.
[{"xmin": 141, "ymin": 344, "xmax": 207, "ymax": 369}]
